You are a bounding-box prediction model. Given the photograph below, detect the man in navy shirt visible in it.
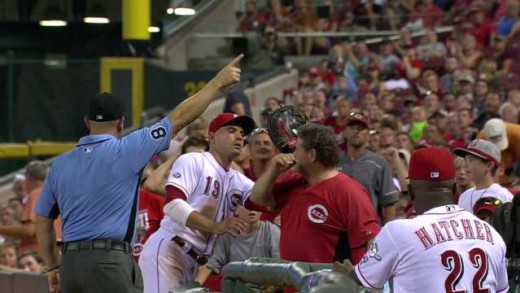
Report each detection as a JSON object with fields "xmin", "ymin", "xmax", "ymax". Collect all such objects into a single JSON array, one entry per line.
[{"xmin": 34, "ymin": 55, "xmax": 244, "ymax": 293}]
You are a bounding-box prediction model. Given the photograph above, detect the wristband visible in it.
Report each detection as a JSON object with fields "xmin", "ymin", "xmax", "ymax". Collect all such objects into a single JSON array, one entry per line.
[{"xmin": 164, "ymin": 199, "xmax": 195, "ymax": 226}]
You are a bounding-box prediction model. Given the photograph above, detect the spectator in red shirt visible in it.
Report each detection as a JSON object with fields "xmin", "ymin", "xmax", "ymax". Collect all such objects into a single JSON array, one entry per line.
[
  {"xmin": 468, "ymin": 6, "xmax": 496, "ymax": 47},
  {"xmin": 244, "ymin": 128, "xmax": 276, "ymax": 181},
  {"xmin": 444, "ymin": 113, "xmax": 466, "ymax": 149},
  {"xmin": 248, "ymin": 123, "xmax": 380, "ymax": 265},
  {"xmin": 396, "ymin": 45, "xmax": 423, "ymax": 81},
  {"xmin": 317, "ymin": 59, "xmax": 336, "ymax": 87},
  {"xmin": 133, "ymin": 189, "xmax": 164, "ymax": 261},
  {"xmin": 238, "ymin": 1, "xmax": 267, "ymax": 33},
  {"xmin": 408, "ymin": 0, "xmax": 444, "ymax": 28}
]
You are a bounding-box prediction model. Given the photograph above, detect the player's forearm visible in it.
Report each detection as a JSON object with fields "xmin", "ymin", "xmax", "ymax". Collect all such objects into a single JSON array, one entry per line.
[
  {"xmin": 168, "ymin": 80, "xmax": 221, "ymax": 137},
  {"xmin": 249, "ymin": 168, "xmax": 278, "ymax": 208},
  {"xmin": 194, "ymin": 265, "xmax": 213, "ymax": 285},
  {"xmin": 35, "ymin": 215, "xmax": 59, "ymax": 266},
  {"xmin": 143, "ymin": 153, "xmax": 180, "ymax": 196},
  {"xmin": 142, "ymin": 177, "xmax": 166, "ymax": 196},
  {"xmin": 391, "ymin": 157, "xmax": 408, "ymax": 192},
  {"xmin": 0, "ymin": 223, "xmax": 34, "ymax": 239},
  {"xmin": 383, "ymin": 204, "xmax": 397, "ymax": 223},
  {"xmin": 186, "ymin": 211, "xmax": 219, "ymax": 234}
]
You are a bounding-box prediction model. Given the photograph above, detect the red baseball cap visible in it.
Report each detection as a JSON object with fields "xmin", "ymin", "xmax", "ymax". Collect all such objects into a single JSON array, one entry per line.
[
  {"xmin": 473, "ymin": 197, "xmax": 502, "ymax": 215},
  {"xmin": 209, "ymin": 113, "xmax": 256, "ymax": 135},
  {"xmin": 367, "ymin": 62, "xmax": 380, "ymax": 71},
  {"xmin": 409, "ymin": 147, "xmax": 455, "ymax": 181},
  {"xmin": 346, "ymin": 112, "xmax": 370, "ymax": 128}
]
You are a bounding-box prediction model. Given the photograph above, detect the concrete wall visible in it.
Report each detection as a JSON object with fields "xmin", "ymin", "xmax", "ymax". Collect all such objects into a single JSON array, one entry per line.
[{"xmin": 0, "ymin": 271, "xmax": 49, "ymax": 293}]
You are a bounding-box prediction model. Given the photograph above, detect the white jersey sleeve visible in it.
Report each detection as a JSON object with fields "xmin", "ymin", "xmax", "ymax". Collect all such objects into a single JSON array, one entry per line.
[
  {"xmin": 165, "ymin": 153, "xmax": 202, "ymax": 198},
  {"xmin": 354, "ymin": 226, "xmax": 399, "ymax": 290}
]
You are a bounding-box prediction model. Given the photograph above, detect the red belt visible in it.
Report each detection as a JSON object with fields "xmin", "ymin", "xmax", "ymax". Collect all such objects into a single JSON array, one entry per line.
[{"xmin": 172, "ymin": 236, "xmax": 208, "ymax": 265}]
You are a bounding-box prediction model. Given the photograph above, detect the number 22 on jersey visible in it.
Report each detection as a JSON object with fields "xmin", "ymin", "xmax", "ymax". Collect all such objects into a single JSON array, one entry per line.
[{"xmin": 441, "ymin": 248, "xmax": 489, "ymax": 293}]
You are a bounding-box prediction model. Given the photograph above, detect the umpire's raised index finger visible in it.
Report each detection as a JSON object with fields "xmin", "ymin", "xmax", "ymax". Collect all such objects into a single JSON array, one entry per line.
[{"xmin": 229, "ymin": 54, "xmax": 244, "ymax": 67}]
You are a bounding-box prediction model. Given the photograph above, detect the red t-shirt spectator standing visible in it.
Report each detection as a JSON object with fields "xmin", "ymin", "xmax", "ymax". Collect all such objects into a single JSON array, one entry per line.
[
  {"xmin": 323, "ymin": 116, "xmax": 348, "ymax": 151},
  {"xmin": 409, "ymin": 0, "xmax": 444, "ymax": 28},
  {"xmin": 238, "ymin": 1, "xmax": 267, "ymax": 32},
  {"xmin": 273, "ymin": 171, "xmax": 381, "ymax": 264},
  {"xmin": 133, "ymin": 188, "xmax": 164, "ymax": 260},
  {"xmin": 395, "ymin": 44, "xmax": 423, "ymax": 83}
]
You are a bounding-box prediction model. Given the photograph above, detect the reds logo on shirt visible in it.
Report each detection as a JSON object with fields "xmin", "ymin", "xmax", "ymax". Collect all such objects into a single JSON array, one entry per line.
[
  {"xmin": 307, "ymin": 204, "xmax": 328, "ymax": 224},
  {"xmin": 227, "ymin": 191, "xmax": 242, "ymax": 207}
]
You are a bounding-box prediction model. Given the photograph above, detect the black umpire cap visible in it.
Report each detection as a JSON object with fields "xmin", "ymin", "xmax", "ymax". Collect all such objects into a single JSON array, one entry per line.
[{"xmin": 87, "ymin": 92, "xmax": 125, "ymax": 122}]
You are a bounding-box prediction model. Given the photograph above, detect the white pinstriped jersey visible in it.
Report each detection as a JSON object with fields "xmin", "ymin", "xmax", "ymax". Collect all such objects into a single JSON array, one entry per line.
[
  {"xmin": 458, "ymin": 183, "xmax": 513, "ymax": 213},
  {"xmin": 162, "ymin": 152, "xmax": 254, "ymax": 255},
  {"xmin": 355, "ymin": 205, "xmax": 509, "ymax": 293}
]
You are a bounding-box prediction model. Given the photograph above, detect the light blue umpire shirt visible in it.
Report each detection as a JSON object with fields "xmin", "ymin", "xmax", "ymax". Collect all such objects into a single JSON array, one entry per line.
[{"xmin": 35, "ymin": 118, "xmax": 173, "ymax": 243}]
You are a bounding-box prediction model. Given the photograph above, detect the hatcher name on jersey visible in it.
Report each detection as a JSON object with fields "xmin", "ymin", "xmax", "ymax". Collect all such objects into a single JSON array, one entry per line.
[{"xmin": 414, "ymin": 218, "xmax": 495, "ymax": 250}]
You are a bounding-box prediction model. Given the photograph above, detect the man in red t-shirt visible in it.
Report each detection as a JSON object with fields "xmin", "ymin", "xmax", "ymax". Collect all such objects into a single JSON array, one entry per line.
[
  {"xmin": 133, "ymin": 188, "xmax": 164, "ymax": 260},
  {"xmin": 408, "ymin": 0, "xmax": 443, "ymax": 28},
  {"xmin": 244, "ymin": 128, "xmax": 276, "ymax": 181},
  {"xmin": 237, "ymin": 1, "xmax": 266, "ymax": 33},
  {"xmin": 247, "ymin": 123, "xmax": 380, "ymax": 264}
]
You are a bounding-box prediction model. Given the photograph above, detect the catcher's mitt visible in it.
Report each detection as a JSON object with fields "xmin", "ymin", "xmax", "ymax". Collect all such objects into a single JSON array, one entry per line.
[{"xmin": 266, "ymin": 105, "xmax": 307, "ymax": 153}]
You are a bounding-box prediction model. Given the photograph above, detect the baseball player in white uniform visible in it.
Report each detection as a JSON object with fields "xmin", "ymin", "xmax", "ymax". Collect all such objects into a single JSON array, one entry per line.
[
  {"xmin": 454, "ymin": 139, "xmax": 513, "ymax": 213},
  {"xmin": 335, "ymin": 147, "xmax": 509, "ymax": 293},
  {"xmin": 139, "ymin": 113, "xmax": 256, "ymax": 293}
]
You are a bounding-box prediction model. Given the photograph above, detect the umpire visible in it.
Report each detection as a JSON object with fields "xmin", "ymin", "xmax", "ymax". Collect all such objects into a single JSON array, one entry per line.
[{"xmin": 34, "ymin": 55, "xmax": 244, "ymax": 293}]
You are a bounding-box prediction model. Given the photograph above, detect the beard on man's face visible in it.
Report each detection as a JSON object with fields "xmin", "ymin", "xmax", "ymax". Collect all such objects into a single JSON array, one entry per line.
[{"xmin": 347, "ymin": 137, "xmax": 365, "ymax": 149}]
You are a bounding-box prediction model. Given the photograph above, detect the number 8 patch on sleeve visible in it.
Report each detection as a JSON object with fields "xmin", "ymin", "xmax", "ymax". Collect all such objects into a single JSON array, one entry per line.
[{"xmin": 150, "ymin": 127, "xmax": 167, "ymax": 140}]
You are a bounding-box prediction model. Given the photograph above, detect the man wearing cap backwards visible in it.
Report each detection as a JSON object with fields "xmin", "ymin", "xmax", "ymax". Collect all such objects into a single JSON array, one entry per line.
[
  {"xmin": 335, "ymin": 147, "xmax": 509, "ymax": 293},
  {"xmin": 454, "ymin": 139, "xmax": 514, "ymax": 213},
  {"xmin": 139, "ymin": 112, "xmax": 257, "ymax": 293},
  {"xmin": 34, "ymin": 55, "xmax": 245, "ymax": 293},
  {"xmin": 340, "ymin": 112, "xmax": 399, "ymax": 223},
  {"xmin": 478, "ymin": 118, "xmax": 520, "ymax": 173}
]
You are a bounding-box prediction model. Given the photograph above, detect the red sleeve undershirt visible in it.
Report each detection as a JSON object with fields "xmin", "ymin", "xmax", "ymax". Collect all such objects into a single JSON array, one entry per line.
[{"xmin": 165, "ymin": 185, "xmax": 187, "ymax": 205}]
